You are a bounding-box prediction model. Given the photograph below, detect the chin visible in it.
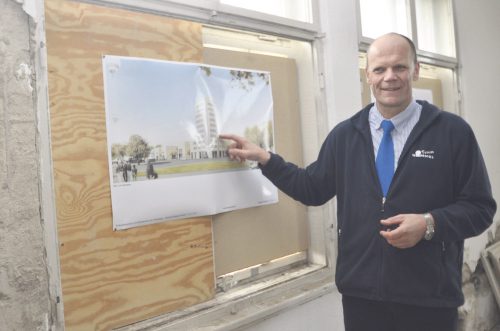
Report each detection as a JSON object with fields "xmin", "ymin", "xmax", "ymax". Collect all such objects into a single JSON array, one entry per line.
[
  {"xmin": 378, "ymin": 96, "xmax": 409, "ymax": 106},
  {"xmin": 378, "ymin": 99, "xmax": 403, "ymax": 108}
]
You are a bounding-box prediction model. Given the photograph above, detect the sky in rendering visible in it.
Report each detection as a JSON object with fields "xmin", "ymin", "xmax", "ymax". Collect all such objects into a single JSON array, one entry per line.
[{"xmin": 103, "ymin": 55, "xmax": 273, "ymax": 148}]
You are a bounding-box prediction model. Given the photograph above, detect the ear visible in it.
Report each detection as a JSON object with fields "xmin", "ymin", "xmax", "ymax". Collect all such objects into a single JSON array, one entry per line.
[
  {"xmin": 365, "ymin": 67, "xmax": 372, "ymax": 84},
  {"xmin": 412, "ymin": 62, "xmax": 420, "ymax": 81}
]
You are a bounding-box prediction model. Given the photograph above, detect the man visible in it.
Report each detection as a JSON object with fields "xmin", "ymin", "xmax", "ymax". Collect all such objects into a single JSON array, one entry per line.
[{"xmin": 220, "ymin": 33, "xmax": 496, "ymax": 331}]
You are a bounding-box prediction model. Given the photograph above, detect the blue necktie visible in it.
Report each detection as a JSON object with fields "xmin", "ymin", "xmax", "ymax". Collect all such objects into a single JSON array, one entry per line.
[{"xmin": 376, "ymin": 120, "xmax": 395, "ymax": 197}]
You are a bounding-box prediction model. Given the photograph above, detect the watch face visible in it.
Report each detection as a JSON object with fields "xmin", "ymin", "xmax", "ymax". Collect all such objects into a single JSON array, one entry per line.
[
  {"xmin": 424, "ymin": 227, "xmax": 434, "ymax": 240},
  {"xmin": 423, "ymin": 214, "xmax": 434, "ymax": 240}
]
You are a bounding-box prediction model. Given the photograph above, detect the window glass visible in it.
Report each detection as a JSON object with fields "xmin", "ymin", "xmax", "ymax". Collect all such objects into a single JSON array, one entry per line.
[
  {"xmin": 417, "ymin": 63, "xmax": 457, "ymax": 114},
  {"xmin": 220, "ymin": 0, "xmax": 313, "ymax": 23},
  {"xmin": 203, "ymin": 26, "xmax": 323, "ymax": 286},
  {"xmin": 359, "ymin": 0, "xmax": 411, "ymax": 39},
  {"xmin": 415, "ymin": 0, "xmax": 456, "ymax": 57}
]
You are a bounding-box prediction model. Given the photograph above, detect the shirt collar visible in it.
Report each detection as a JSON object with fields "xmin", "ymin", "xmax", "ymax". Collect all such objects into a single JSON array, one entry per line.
[{"xmin": 370, "ymin": 99, "xmax": 420, "ymax": 132}]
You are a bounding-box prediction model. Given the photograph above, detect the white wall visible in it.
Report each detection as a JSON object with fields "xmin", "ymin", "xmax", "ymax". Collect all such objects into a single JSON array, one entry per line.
[
  {"xmin": 243, "ymin": 0, "xmax": 500, "ymax": 330},
  {"xmin": 454, "ymin": 0, "xmax": 500, "ymax": 270}
]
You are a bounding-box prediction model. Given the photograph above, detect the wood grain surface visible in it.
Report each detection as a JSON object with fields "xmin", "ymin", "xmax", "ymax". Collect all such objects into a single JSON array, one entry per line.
[
  {"xmin": 45, "ymin": 1, "xmax": 214, "ymax": 329},
  {"xmin": 203, "ymin": 48, "xmax": 309, "ymax": 276}
]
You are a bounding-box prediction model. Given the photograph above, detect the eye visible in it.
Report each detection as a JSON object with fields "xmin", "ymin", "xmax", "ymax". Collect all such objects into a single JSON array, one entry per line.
[
  {"xmin": 394, "ymin": 65, "xmax": 407, "ymax": 72},
  {"xmin": 372, "ymin": 67, "xmax": 384, "ymax": 74}
]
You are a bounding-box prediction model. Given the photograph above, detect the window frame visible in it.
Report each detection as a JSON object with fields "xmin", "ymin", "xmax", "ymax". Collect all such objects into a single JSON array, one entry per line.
[
  {"xmin": 40, "ymin": 0, "xmax": 336, "ymax": 329},
  {"xmin": 356, "ymin": 0, "xmax": 459, "ymax": 69},
  {"xmin": 356, "ymin": 0, "xmax": 462, "ymax": 118},
  {"xmin": 83, "ymin": 0, "xmax": 321, "ymax": 40}
]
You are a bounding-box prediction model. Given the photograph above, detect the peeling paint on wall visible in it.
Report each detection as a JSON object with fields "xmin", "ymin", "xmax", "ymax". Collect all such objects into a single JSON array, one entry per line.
[
  {"xmin": 14, "ymin": 0, "xmax": 38, "ymax": 21},
  {"xmin": 15, "ymin": 62, "xmax": 33, "ymax": 92}
]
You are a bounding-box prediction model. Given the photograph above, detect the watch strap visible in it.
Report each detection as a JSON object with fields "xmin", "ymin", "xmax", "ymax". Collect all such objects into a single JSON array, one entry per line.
[{"xmin": 423, "ymin": 213, "xmax": 435, "ymax": 240}]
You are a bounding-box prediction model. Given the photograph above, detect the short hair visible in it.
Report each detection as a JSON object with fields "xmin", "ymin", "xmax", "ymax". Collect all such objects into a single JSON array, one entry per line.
[
  {"xmin": 397, "ymin": 33, "xmax": 417, "ymax": 64},
  {"xmin": 366, "ymin": 33, "xmax": 418, "ymax": 68}
]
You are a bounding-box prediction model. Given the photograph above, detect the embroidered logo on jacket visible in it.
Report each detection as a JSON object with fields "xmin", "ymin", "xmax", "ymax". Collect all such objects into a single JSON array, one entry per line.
[{"xmin": 412, "ymin": 150, "xmax": 435, "ymax": 159}]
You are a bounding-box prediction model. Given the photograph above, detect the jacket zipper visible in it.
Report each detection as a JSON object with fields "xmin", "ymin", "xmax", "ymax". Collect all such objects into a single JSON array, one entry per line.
[
  {"xmin": 440, "ymin": 241, "xmax": 446, "ymax": 293},
  {"xmin": 378, "ymin": 196, "xmax": 386, "ymax": 300},
  {"xmin": 441, "ymin": 241, "xmax": 446, "ymax": 264}
]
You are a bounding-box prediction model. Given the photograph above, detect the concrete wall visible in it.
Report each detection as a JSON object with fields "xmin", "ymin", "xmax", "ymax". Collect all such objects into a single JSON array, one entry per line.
[{"xmin": 0, "ymin": 0, "xmax": 52, "ymax": 330}]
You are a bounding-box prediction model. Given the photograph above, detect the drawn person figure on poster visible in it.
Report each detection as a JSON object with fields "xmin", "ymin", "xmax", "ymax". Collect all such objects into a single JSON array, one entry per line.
[
  {"xmin": 132, "ymin": 165, "xmax": 137, "ymax": 181},
  {"xmin": 121, "ymin": 162, "xmax": 128, "ymax": 182},
  {"xmin": 127, "ymin": 162, "xmax": 132, "ymax": 180},
  {"xmin": 146, "ymin": 161, "xmax": 157, "ymax": 179},
  {"xmin": 112, "ymin": 161, "xmax": 118, "ymax": 181}
]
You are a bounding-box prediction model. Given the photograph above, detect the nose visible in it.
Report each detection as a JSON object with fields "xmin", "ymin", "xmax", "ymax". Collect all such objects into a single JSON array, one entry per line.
[{"xmin": 383, "ymin": 68, "xmax": 398, "ymax": 81}]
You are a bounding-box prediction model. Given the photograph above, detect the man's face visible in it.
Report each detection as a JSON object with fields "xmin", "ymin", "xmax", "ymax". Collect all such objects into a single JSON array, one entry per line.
[{"xmin": 366, "ymin": 35, "xmax": 419, "ymax": 117}]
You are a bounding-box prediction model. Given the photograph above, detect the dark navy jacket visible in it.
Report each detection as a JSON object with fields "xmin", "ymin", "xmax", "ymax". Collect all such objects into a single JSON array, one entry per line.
[{"xmin": 261, "ymin": 101, "xmax": 496, "ymax": 307}]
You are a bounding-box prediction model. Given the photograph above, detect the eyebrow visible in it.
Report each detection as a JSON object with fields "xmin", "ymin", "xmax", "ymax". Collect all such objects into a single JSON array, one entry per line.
[{"xmin": 370, "ymin": 63, "xmax": 409, "ymax": 71}]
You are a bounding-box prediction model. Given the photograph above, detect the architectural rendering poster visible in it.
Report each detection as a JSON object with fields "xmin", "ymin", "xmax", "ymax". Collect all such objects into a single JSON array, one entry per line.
[{"xmin": 102, "ymin": 55, "xmax": 278, "ymax": 230}]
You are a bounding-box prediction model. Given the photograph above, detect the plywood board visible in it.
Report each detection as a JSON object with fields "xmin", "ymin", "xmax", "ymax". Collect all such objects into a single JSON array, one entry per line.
[
  {"xmin": 45, "ymin": 1, "xmax": 214, "ymax": 330},
  {"xmin": 203, "ymin": 48, "xmax": 309, "ymax": 276}
]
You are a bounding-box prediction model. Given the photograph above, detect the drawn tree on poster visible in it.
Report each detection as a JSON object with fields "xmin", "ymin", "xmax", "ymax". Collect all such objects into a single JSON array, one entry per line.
[
  {"xmin": 244, "ymin": 125, "xmax": 265, "ymax": 148},
  {"xmin": 267, "ymin": 120, "xmax": 274, "ymax": 149},
  {"xmin": 200, "ymin": 66, "xmax": 211, "ymax": 77},
  {"xmin": 199, "ymin": 65, "xmax": 269, "ymax": 91},
  {"xmin": 126, "ymin": 134, "xmax": 152, "ymax": 162},
  {"xmin": 245, "ymin": 122, "xmax": 274, "ymax": 149},
  {"xmin": 111, "ymin": 143, "xmax": 127, "ymax": 161},
  {"xmin": 229, "ymin": 70, "xmax": 269, "ymax": 91}
]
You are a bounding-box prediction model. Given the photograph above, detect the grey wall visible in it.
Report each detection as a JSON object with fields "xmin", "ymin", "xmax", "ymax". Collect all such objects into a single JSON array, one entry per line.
[
  {"xmin": 454, "ymin": 0, "xmax": 500, "ymax": 330},
  {"xmin": 454, "ymin": 0, "xmax": 500, "ymax": 228},
  {"xmin": 0, "ymin": 0, "xmax": 52, "ymax": 329}
]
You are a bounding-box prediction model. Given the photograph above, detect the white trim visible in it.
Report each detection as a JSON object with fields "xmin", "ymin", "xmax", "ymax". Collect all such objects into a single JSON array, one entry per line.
[
  {"xmin": 354, "ymin": 0, "xmax": 363, "ymax": 48},
  {"xmin": 408, "ymin": 0, "xmax": 418, "ymax": 48},
  {"xmin": 216, "ymin": 252, "xmax": 308, "ymax": 292},
  {"xmin": 80, "ymin": 0, "xmax": 321, "ymax": 41},
  {"xmin": 450, "ymin": 0, "xmax": 463, "ymax": 118},
  {"xmin": 416, "ymin": 50, "xmax": 458, "ymax": 69},
  {"xmin": 34, "ymin": 0, "xmax": 65, "ymax": 328},
  {"xmin": 359, "ymin": 38, "xmax": 458, "ymax": 69}
]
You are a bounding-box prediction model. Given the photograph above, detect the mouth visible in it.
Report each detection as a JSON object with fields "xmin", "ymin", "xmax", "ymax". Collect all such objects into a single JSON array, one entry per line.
[{"xmin": 381, "ymin": 87, "xmax": 401, "ymax": 92}]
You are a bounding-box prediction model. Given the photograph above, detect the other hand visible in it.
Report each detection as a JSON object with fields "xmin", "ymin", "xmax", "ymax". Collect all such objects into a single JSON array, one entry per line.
[
  {"xmin": 379, "ymin": 214, "xmax": 427, "ymax": 249},
  {"xmin": 219, "ymin": 134, "xmax": 271, "ymax": 165}
]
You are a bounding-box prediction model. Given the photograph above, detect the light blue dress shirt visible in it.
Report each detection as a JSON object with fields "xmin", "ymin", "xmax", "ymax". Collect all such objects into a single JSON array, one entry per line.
[{"xmin": 369, "ymin": 100, "xmax": 422, "ymax": 171}]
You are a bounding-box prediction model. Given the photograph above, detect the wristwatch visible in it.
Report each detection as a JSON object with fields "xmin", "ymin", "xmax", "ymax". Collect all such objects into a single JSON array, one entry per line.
[{"xmin": 423, "ymin": 213, "xmax": 435, "ymax": 240}]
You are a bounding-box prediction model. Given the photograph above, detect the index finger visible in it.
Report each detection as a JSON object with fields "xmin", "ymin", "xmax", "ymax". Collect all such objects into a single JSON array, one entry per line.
[
  {"xmin": 219, "ymin": 133, "xmax": 243, "ymax": 144},
  {"xmin": 381, "ymin": 214, "xmax": 404, "ymax": 225}
]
